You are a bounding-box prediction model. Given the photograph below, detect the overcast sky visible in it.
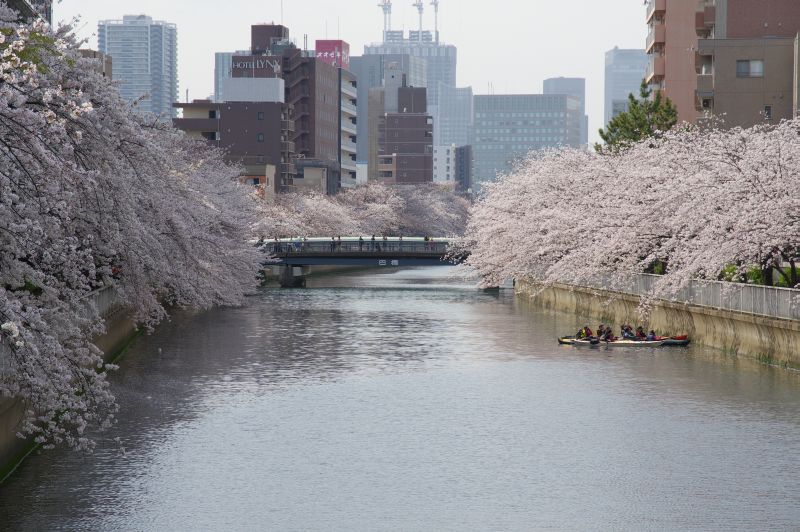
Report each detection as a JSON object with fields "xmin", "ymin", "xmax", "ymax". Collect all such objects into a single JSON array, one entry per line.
[{"xmin": 54, "ymin": 0, "xmax": 648, "ymax": 144}]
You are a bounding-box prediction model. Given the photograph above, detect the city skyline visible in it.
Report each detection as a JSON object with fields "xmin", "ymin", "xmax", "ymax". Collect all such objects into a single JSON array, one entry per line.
[{"xmin": 53, "ymin": 0, "xmax": 647, "ymax": 144}]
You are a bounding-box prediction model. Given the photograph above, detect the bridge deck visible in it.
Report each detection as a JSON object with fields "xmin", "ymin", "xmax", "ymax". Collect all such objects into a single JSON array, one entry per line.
[{"xmin": 263, "ymin": 239, "xmax": 459, "ymax": 267}]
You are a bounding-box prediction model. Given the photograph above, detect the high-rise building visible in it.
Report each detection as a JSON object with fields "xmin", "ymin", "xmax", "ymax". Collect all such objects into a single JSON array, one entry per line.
[
  {"xmin": 98, "ymin": 15, "xmax": 178, "ymax": 119},
  {"xmin": 350, "ymin": 54, "xmax": 427, "ymax": 163},
  {"xmin": 365, "ymin": 31, "xmax": 456, "ymax": 109},
  {"xmin": 433, "ymin": 84, "xmax": 473, "ymax": 147},
  {"xmin": 472, "ymin": 94, "xmax": 584, "ymax": 189},
  {"xmin": 604, "ymin": 48, "xmax": 649, "ymax": 125},
  {"xmin": 645, "ymin": 0, "xmax": 698, "ymax": 123},
  {"xmin": 695, "ymin": 0, "xmax": 800, "ymax": 128},
  {"xmin": 543, "ymin": 77, "xmax": 588, "ymax": 147}
]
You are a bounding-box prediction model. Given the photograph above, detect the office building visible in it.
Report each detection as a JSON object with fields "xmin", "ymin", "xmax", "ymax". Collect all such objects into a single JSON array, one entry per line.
[
  {"xmin": 433, "ymin": 84, "xmax": 473, "ymax": 147},
  {"xmin": 543, "ymin": 77, "xmax": 588, "ymax": 147},
  {"xmin": 454, "ymin": 145, "xmax": 473, "ymax": 193},
  {"xmin": 695, "ymin": 0, "xmax": 800, "ymax": 128},
  {"xmin": 645, "ymin": 0, "xmax": 698, "ymax": 123},
  {"xmin": 604, "ymin": 48, "xmax": 649, "ymax": 125},
  {"xmin": 365, "ymin": 31, "xmax": 456, "ymax": 109},
  {"xmin": 98, "ymin": 15, "xmax": 178, "ymax": 119},
  {"xmin": 472, "ymin": 94, "xmax": 584, "ymax": 189},
  {"xmin": 350, "ymin": 54, "xmax": 427, "ymax": 164}
]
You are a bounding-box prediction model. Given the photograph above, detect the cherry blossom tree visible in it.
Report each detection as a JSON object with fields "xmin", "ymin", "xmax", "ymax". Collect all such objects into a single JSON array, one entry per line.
[
  {"xmin": 464, "ymin": 120, "xmax": 800, "ymax": 297},
  {"xmin": 256, "ymin": 182, "xmax": 470, "ymax": 239},
  {"xmin": 0, "ymin": 13, "xmax": 260, "ymax": 449}
]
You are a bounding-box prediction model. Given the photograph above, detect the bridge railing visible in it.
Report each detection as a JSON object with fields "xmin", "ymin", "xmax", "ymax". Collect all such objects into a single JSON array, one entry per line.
[
  {"xmin": 581, "ymin": 273, "xmax": 800, "ymax": 321},
  {"xmin": 1, "ymin": 287, "xmax": 125, "ymax": 376},
  {"xmin": 266, "ymin": 239, "xmax": 451, "ymax": 255}
]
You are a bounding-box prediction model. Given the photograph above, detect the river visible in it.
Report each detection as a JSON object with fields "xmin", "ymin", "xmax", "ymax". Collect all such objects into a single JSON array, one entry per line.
[{"xmin": 1, "ymin": 268, "xmax": 799, "ymax": 531}]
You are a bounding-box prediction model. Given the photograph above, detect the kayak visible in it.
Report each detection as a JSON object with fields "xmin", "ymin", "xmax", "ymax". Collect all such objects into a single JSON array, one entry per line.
[
  {"xmin": 573, "ymin": 339, "xmax": 665, "ymax": 348},
  {"xmin": 656, "ymin": 335, "xmax": 691, "ymax": 347},
  {"xmin": 558, "ymin": 336, "xmax": 576, "ymax": 345}
]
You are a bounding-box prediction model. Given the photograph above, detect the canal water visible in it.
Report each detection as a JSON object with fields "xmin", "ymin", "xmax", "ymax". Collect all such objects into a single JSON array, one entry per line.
[{"xmin": 1, "ymin": 268, "xmax": 799, "ymax": 531}]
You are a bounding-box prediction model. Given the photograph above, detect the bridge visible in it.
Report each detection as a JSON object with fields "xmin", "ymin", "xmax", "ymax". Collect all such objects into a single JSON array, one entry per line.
[{"xmin": 262, "ymin": 237, "xmax": 461, "ymax": 286}]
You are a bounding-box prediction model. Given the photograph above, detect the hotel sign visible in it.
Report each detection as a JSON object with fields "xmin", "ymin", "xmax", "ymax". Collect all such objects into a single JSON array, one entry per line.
[{"xmin": 231, "ymin": 55, "xmax": 282, "ymax": 78}]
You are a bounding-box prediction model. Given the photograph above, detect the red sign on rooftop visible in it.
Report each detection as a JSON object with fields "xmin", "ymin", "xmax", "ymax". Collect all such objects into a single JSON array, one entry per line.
[{"xmin": 315, "ymin": 40, "xmax": 350, "ymax": 69}]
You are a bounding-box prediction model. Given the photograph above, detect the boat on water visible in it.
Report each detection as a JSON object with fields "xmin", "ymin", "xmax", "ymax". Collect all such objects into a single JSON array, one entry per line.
[
  {"xmin": 655, "ymin": 335, "xmax": 691, "ymax": 347},
  {"xmin": 573, "ymin": 338, "xmax": 665, "ymax": 348},
  {"xmin": 558, "ymin": 335, "xmax": 690, "ymax": 347}
]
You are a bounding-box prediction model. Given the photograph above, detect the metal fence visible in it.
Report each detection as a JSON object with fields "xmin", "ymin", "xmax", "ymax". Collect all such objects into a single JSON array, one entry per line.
[
  {"xmin": 266, "ymin": 239, "xmax": 451, "ymax": 255},
  {"xmin": 1, "ymin": 287, "xmax": 124, "ymax": 376},
  {"xmin": 581, "ymin": 273, "xmax": 800, "ymax": 321}
]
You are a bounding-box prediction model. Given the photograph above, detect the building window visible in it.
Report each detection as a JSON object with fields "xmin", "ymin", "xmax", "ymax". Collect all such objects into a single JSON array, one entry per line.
[
  {"xmin": 257, "ymin": 111, "xmax": 265, "ymax": 120},
  {"xmin": 736, "ymin": 60, "xmax": 764, "ymax": 78},
  {"xmin": 257, "ymin": 133, "xmax": 265, "ymax": 142},
  {"xmin": 764, "ymin": 105, "xmax": 772, "ymax": 121},
  {"xmin": 208, "ymin": 110, "xmax": 219, "ymax": 119}
]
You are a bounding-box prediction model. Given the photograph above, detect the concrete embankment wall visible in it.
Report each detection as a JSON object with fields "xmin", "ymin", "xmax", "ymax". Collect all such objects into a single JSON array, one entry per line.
[
  {"xmin": 518, "ymin": 281, "xmax": 800, "ymax": 369},
  {"xmin": 0, "ymin": 310, "xmax": 138, "ymax": 483}
]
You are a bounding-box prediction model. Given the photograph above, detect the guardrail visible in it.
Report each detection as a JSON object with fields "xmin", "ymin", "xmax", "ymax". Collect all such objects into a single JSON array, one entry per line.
[
  {"xmin": 1, "ymin": 287, "xmax": 124, "ymax": 376},
  {"xmin": 265, "ymin": 240, "xmax": 450, "ymax": 255},
  {"xmin": 582, "ymin": 273, "xmax": 800, "ymax": 321}
]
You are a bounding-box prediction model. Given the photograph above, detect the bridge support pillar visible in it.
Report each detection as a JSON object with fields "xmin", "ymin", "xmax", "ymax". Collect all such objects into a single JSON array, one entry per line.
[{"xmin": 279, "ymin": 266, "xmax": 307, "ymax": 288}]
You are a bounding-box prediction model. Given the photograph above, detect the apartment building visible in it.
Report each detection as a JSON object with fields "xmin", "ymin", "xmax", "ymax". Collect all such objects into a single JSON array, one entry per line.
[
  {"xmin": 695, "ymin": 0, "xmax": 800, "ymax": 127},
  {"xmin": 98, "ymin": 15, "xmax": 178, "ymax": 119},
  {"xmin": 645, "ymin": 0, "xmax": 698, "ymax": 123}
]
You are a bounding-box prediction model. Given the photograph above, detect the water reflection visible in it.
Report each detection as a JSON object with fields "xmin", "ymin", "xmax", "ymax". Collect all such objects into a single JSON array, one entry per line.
[{"xmin": 0, "ymin": 267, "xmax": 799, "ymax": 530}]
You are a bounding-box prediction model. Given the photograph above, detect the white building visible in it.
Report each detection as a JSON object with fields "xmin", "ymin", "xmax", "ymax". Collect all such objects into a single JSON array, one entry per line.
[
  {"xmin": 433, "ymin": 144, "xmax": 457, "ymax": 184},
  {"xmin": 98, "ymin": 15, "xmax": 178, "ymax": 119},
  {"xmin": 219, "ymin": 78, "xmax": 285, "ymax": 103}
]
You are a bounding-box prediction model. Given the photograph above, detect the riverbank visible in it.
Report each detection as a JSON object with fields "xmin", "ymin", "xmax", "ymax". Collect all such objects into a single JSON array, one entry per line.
[
  {"xmin": 0, "ymin": 307, "xmax": 139, "ymax": 484},
  {"xmin": 517, "ymin": 280, "xmax": 800, "ymax": 369}
]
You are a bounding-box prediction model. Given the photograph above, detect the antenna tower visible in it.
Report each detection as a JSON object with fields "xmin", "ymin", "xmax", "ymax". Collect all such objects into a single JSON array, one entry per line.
[
  {"xmin": 413, "ymin": 0, "xmax": 424, "ymax": 43},
  {"xmin": 430, "ymin": 0, "xmax": 439, "ymax": 43},
  {"xmin": 378, "ymin": 1, "xmax": 392, "ymax": 41}
]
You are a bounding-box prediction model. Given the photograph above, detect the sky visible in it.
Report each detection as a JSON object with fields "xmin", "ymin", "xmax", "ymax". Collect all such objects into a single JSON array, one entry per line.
[{"xmin": 53, "ymin": 0, "xmax": 648, "ymax": 144}]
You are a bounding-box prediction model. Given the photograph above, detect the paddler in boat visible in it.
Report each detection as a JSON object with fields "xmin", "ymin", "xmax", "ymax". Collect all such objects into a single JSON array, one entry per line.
[
  {"xmin": 621, "ymin": 325, "xmax": 636, "ymax": 340},
  {"xmin": 635, "ymin": 326, "xmax": 647, "ymax": 339},
  {"xmin": 646, "ymin": 330, "xmax": 657, "ymax": 341},
  {"xmin": 575, "ymin": 326, "xmax": 594, "ymax": 339}
]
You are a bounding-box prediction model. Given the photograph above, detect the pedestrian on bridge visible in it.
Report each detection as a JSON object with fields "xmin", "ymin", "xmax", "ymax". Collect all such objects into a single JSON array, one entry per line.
[
  {"xmin": 330, "ymin": 237, "xmax": 336, "ymax": 252},
  {"xmin": 383, "ymin": 235, "xmax": 388, "ymax": 251},
  {"xmin": 371, "ymin": 235, "xmax": 376, "ymax": 251},
  {"xmin": 337, "ymin": 236, "xmax": 342, "ymax": 252},
  {"xmin": 398, "ymin": 235, "xmax": 403, "ymax": 251},
  {"xmin": 359, "ymin": 236, "xmax": 364, "ymax": 251}
]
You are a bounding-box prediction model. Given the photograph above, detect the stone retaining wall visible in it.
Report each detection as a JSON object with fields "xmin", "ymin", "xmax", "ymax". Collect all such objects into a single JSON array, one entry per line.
[
  {"xmin": 518, "ymin": 280, "xmax": 800, "ymax": 369},
  {"xmin": 0, "ymin": 309, "xmax": 138, "ymax": 483}
]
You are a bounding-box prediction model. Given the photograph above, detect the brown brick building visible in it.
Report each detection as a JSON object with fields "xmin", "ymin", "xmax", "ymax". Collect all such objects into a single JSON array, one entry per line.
[{"xmin": 378, "ymin": 85, "xmax": 434, "ymax": 184}]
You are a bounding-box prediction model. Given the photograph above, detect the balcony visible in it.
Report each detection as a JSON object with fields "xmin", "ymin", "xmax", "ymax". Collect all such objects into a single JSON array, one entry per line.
[
  {"xmin": 341, "ymin": 120, "xmax": 357, "ymax": 135},
  {"xmin": 696, "ymin": 74, "xmax": 714, "ymax": 96},
  {"xmin": 645, "ymin": 56, "xmax": 665, "ymax": 83},
  {"xmin": 646, "ymin": 0, "xmax": 665, "ymax": 24},
  {"xmin": 341, "ymin": 139, "xmax": 357, "ymax": 153},
  {"xmin": 646, "ymin": 23, "xmax": 665, "ymax": 54},
  {"xmin": 173, "ymin": 117, "xmax": 221, "ymax": 133},
  {"xmin": 341, "ymin": 82, "xmax": 357, "ymax": 98},
  {"xmin": 341, "ymin": 100, "xmax": 357, "ymax": 116}
]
